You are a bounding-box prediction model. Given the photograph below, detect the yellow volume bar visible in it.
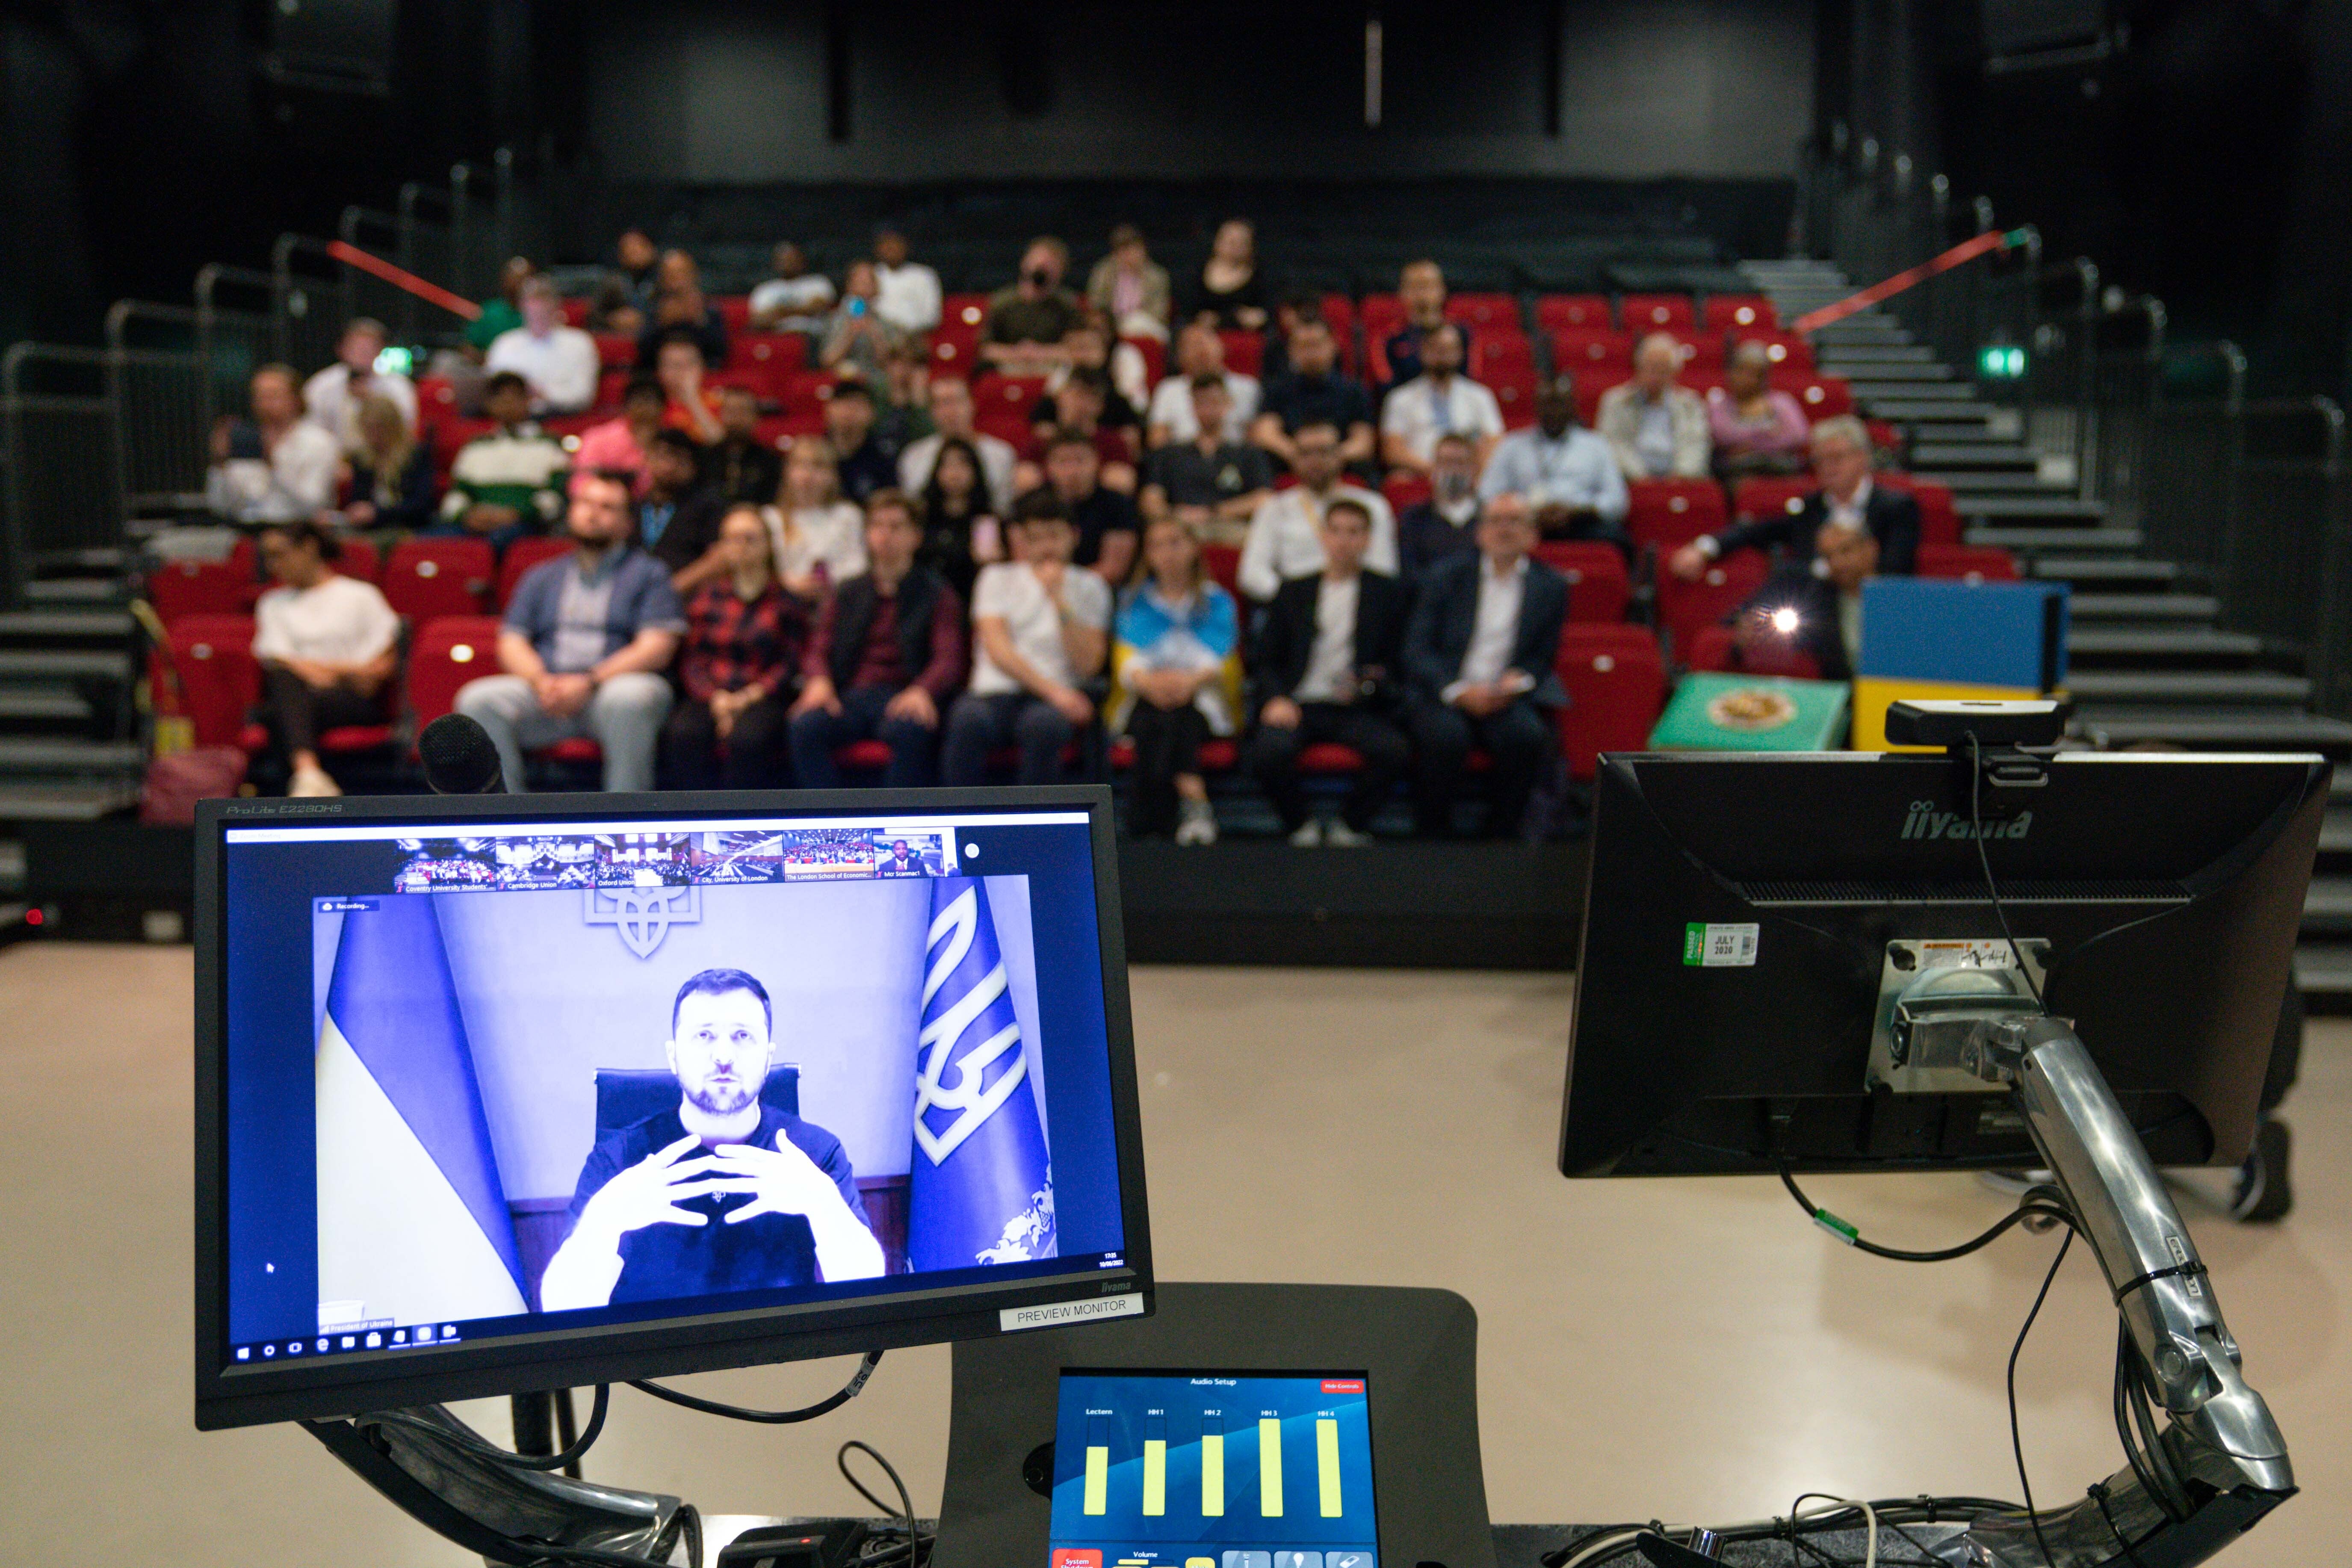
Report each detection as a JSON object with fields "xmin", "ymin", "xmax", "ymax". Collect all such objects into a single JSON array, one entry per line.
[
  {"xmin": 1316, "ymin": 1418, "xmax": 1341, "ymax": 1517},
  {"xmin": 1141, "ymin": 1438, "xmax": 1167, "ymax": 1515},
  {"xmin": 1259, "ymin": 1418, "xmax": 1284, "ymax": 1516},
  {"xmin": 1083, "ymin": 1443, "xmax": 1108, "ymax": 1515},
  {"xmin": 1201, "ymin": 1432, "xmax": 1225, "ymax": 1515}
]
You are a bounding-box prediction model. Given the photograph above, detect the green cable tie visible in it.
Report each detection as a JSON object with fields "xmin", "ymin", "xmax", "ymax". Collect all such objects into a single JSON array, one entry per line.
[{"xmin": 1811, "ymin": 1208, "xmax": 1860, "ymax": 1246}]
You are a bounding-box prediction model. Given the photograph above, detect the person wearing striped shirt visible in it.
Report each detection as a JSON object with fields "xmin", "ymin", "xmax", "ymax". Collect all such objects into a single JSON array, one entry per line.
[{"xmin": 434, "ymin": 373, "xmax": 570, "ymax": 555}]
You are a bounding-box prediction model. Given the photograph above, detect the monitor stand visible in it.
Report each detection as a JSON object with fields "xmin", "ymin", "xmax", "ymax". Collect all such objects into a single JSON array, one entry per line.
[
  {"xmin": 303, "ymin": 1403, "xmax": 697, "ymax": 1566},
  {"xmin": 1888, "ymin": 1005, "xmax": 2295, "ymax": 1566}
]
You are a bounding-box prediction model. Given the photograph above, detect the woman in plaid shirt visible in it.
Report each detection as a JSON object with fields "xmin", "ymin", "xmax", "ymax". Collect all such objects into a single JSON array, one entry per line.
[{"xmin": 660, "ymin": 504, "xmax": 810, "ymax": 788}]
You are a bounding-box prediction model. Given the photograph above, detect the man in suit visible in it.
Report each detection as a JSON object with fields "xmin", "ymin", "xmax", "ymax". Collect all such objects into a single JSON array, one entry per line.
[
  {"xmin": 1402, "ymin": 492, "xmax": 1569, "ymax": 838},
  {"xmin": 1245, "ymin": 498, "xmax": 1413, "ymax": 846},
  {"xmin": 1667, "ymin": 414, "xmax": 1919, "ymax": 581},
  {"xmin": 1726, "ymin": 521, "xmax": 1880, "ymax": 680}
]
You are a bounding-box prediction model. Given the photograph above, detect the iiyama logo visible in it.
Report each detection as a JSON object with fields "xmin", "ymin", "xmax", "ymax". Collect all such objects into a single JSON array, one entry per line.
[
  {"xmin": 224, "ymin": 800, "xmax": 345, "ymax": 815},
  {"xmin": 1903, "ymin": 800, "xmax": 2030, "ymax": 840}
]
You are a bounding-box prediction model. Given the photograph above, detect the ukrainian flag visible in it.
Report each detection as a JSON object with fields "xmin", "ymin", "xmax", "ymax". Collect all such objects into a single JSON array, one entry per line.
[{"xmin": 315, "ymin": 895, "xmax": 528, "ymax": 1328}]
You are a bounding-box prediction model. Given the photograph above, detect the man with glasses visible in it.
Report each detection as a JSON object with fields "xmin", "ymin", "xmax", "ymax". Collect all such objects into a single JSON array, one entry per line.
[{"xmin": 1235, "ymin": 420, "xmax": 1397, "ymax": 601}]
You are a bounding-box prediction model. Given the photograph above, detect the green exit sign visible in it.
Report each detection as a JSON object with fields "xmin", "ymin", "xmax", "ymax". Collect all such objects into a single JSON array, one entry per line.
[{"xmin": 1979, "ymin": 345, "xmax": 2027, "ymax": 379}]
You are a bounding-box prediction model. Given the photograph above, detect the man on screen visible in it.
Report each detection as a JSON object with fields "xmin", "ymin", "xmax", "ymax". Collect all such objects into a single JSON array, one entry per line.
[{"xmin": 538, "ymin": 969, "xmax": 886, "ymax": 1311}]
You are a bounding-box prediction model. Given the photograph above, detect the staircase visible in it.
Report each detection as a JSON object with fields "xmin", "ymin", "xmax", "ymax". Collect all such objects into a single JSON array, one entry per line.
[
  {"xmin": 0, "ymin": 552, "xmax": 144, "ymax": 836},
  {"xmin": 1745, "ymin": 258, "xmax": 2352, "ymax": 1007}
]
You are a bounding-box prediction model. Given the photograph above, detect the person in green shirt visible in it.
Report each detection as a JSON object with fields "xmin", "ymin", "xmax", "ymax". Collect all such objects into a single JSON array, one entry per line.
[{"xmin": 464, "ymin": 256, "xmax": 536, "ymax": 356}]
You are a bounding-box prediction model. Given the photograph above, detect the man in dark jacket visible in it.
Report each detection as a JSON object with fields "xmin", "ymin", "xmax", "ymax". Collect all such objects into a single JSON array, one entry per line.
[
  {"xmin": 1401, "ymin": 492, "xmax": 1569, "ymax": 838},
  {"xmin": 1245, "ymin": 498, "xmax": 1413, "ymax": 846},
  {"xmin": 786, "ymin": 490, "xmax": 968, "ymax": 788},
  {"xmin": 1667, "ymin": 414, "xmax": 1919, "ymax": 581},
  {"xmin": 639, "ymin": 429, "xmax": 732, "ymax": 595}
]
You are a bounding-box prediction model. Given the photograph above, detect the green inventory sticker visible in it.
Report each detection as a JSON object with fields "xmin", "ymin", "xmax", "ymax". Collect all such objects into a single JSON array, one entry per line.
[{"xmin": 1683, "ymin": 922, "xmax": 1759, "ymax": 967}]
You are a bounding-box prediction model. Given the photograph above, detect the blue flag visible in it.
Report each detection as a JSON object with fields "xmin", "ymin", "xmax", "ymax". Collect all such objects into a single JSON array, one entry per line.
[{"xmin": 907, "ymin": 877, "xmax": 1055, "ymax": 1272}]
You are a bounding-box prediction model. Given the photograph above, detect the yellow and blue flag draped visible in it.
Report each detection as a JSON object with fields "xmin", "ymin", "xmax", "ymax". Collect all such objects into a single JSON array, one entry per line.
[
  {"xmin": 908, "ymin": 877, "xmax": 1055, "ymax": 1272},
  {"xmin": 315, "ymin": 896, "xmax": 528, "ymax": 1327}
]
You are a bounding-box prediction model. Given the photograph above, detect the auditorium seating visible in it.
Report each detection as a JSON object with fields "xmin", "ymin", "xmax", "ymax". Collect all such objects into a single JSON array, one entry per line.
[
  {"xmin": 1653, "ymin": 551, "xmax": 1768, "ymax": 660},
  {"xmin": 1916, "ymin": 543, "xmax": 2021, "ymax": 582},
  {"xmin": 1701, "ymin": 295, "xmax": 1776, "ymax": 332},
  {"xmin": 1682, "ymin": 623, "xmax": 1823, "ymax": 679},
  {"xmin": 405, "ymin": 615, "xmax": 503, "ymax": 731},
  {"xmin": 1620, "ymin": 294, "xmax": 1697, "ymax": 334},
  {"xmin": 496, "ymin": 535, "xmax": 575, "ymax": 608},
  {"xmin": 382, "ymin": 539, "xmax": 494, "ymax": 621},
  {"xmin": 152, "ymin": 614, "xmax": 259, "ymax": 748},
  {"xmin": 1626, "ymin": 479, "xmax": 1728, "ymax": 552},
  {"xmin": 1534, "ymin": 542, "xmax": 1631, "ymax": 623},
  {"xmin": 1535, "ymin": 295, "xmax": 1612, "ymax": 333},
  {"xmin": 147, "ymin": 559, "xmax": 254, "ymax": 625},
  {"xmin": 1554, "ymin": 624, "xmax": 1667, "ymax": 782}
]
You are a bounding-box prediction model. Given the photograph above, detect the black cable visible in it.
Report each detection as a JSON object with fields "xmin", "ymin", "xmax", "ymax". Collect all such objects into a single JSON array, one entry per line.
[
  {"xmin": 1779, "ymin": 1163, "xmax": 2077, "ymax": 1261},
  {"xmin": 2111, "ymin": 1324, "xmax": 2183, "ymax": 1523},
  {"xmin": 2007, "ymin": 1227, "xmax": 2075, "ymax": 1568},
  {"xmin": 365, "ymin": 1384, "xmax": 612, "ymax": 1472},
  {"xmin": 1965, "ymin": 732, "xmax": 2042, "ymax": 1002},
  {"xmin": 2089, "ymin": 1481, "xmax": 2153, "ymax": 1568},
  {"xmin": 2123, "ymin": 1336, "xmax": 2194, "ymax": 1519},
  {"xmin": 629, "ymin": 1350, "xmax": 881, "ymax": 1423},
  {"xmin": 839, "ymin": 1440, "xmax": 928, "ymax": 1568}
]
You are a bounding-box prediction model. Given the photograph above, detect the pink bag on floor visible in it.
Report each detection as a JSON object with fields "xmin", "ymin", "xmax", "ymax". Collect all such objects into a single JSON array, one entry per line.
[{"xmin": 141, "ymin": 745, "xmax": 248, "ymax": 826}]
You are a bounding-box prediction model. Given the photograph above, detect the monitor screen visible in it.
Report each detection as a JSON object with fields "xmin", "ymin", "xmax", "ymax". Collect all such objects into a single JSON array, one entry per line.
[
  {"xmin": 1049, "ymin": 1370, "xmax": 1378, "ymax": 1568},
  {"xmin": 194, "ymin": 787, "xmax": 1149, "ymax": 1429}
]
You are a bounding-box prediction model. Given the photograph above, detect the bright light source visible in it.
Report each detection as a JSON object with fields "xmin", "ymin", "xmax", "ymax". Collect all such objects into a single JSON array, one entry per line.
[
  {"xmin": 1770, "ymin": 607, "xmax": 1801, "ymax": 635},
  {"xmin": 373, "ymin": 345, "xmax": 414, "ymax": 377},
  {"xmin": 1977, "ymin": 345, "xmax": 2027, "ymax": 379}
]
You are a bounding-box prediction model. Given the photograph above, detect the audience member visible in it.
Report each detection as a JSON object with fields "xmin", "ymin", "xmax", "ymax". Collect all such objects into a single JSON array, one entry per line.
[
  {"xmin": 789, "ymin": 490, "xmax": 966, "ymax": 789},
  {"xmin": 898, "ymin": 376, "xmax": 1016, "ymax": 510},
  {"xmin": 456, "ymin": 470, "xmax": 683, "ymax": 793},
  {"xmin": 1087, "ymin": 223, "xmax": 1173, "ymax": 340},
  {"xmin": 982, "ymin": 237, "xmax": 1085, "ymax": 370},
  {"xmin": 302, "ymin": 318, "xmax": 416, "ymax": 451},
  {"xmin": 339, "ymin": 393, "xmax": 436, "ymax": 537},
  {"xmin": 1380, "ymin": 260, "xmax": 1460, "ymax": 390},
  {"xmin": 1236, "ymin": 420, "xmax": 1397, "ymax": 599},
  {"xmin": 1181, "ymin": 218, "xmax": 1269, "ymax": 331},
  {"xmin": 1669, "ymin": 415, "xmax": 1918, "ymax": 580},
  {"xmin": 662, "ymin": 504, "xmax": 807, "ymax": 790},
  {"xmin": 1245, "ymin": 499, "xmax": 1412, "ymax": 846},
  {"xmin": 1024, "ymin": 370, "xmax": 1138, "ymax": 490},
  {"xmin": 570, "ymin": 376, "xmax": 665, "ymax": 497},
  {"xmin": 638, "ymin": 429, "xmax": 731, "ymax": 594},
  {"xmin": 748, "ymin": 242, "xmax": 838, "ymax": 334},
  {"xmin": 1146, "ymin": 323, "xmax": 1260, "ymax": 448},
  {"xmin": 1597, "ymin": 334, "xmax": 1710, "ymax": 480},
  {"xmin": 250, "ymin": 520, "xmax": 400, "ymax": 798},
  {"xmin": 706, "ymin": 385, "xmax": 784, "ymax": 506},
  {"xmin": 1035, "ymin": 431, "xmax": 1141, "ymax": 583},
  {"xmin": 872, "ymin": 340, "xmax": 935, "ymax": 455},
  {"xmin": 823, "ymin": 381, "xmax": 899, "ymax": 502},
  {"xmin": 638, "ymin": 250, "xmax": 729, "ymax": 369},
  {"xmin": 914, "ymin": 437, "xmax": 1002, "ymax": 602},
  {"xmin": 591, "ymin": 229, "xmax": 660, "ymax": 334},
  {"xmin": 1111, "ymin": 517, "xmax": 1241, "ymax": 844},
  {"xmin": 466, "ymin": 257, "xmax": 535, "ymax": 357},
  {"xmin": 1396, "ymin": 434, "xmax": 1485, "ymax": 579},
  {"xmin": 820, "ymin": 261, "xmax": 909, "ymax": 384},
  {"xmin": 1043, "ymin": 320, "xmax": 1149, "ymax": 428},
  {"xmin": 1140, "ymin": 376, "xmax": 1274, "ymax": 540},
  {"xmin": 1729, "ymin": 521, "xmax": 1879, "ymax": 681},
  {"xmin": 1478, "ymin": 372, "xmax": 1629, "ymax": 547},
  {"xmin": 485, "ymin": 277, "xmax": 599, "ymax": 414},
  {"xmin": 438, "ymin": 372, "xmax": 570, "ymax": 552},
  {"xmin": 1401, "ymin": 493, "xmax": 1567, "ymax": 838},
  {"xmin": 1259, "ymin": 289, "xmax": 1328, "ymax": 381},
  {"xmin": 765, "ymin": 435, "xmax": 869, "ymax": 596},
  {"xmin": 942, "ymin": 503, "xmax": 1111, "ymax": 786},
  {"xmin": 1708, "ymin": 341, "xmax": 1812, "ymax": 478},
  {"xmin": 207, "ymin": 364, "xmax": 341, "ymax": 523},
  {"xmin": 652, "ymin": 333, "xmax": 726, "ymax": 446},
  {"xmin": 1251, "ymin": 318, "xmax": 1376, "ymax": 470},
  {"xmin": 872, "ymin": 229, "xmax": 943, "ymax": 335},
  {"xmin": 1378, "ymin": 323, "xmax": 1503, "ymax": 475}
]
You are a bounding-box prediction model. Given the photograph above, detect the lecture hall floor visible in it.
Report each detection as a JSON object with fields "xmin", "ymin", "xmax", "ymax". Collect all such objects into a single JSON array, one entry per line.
[{"xmin": 4, "ymin": 945, "xmax": 2346, "ymax": 1566}]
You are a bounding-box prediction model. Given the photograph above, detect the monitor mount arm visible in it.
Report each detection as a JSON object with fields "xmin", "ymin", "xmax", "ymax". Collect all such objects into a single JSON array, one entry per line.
[
  {"xmin": 302, "ymin": 1404, "xmax": 697, "ymax": 1566},
  {"xmin": 1920, "ymin": 1009, "xmax": 2295, "ymax": 1566}
]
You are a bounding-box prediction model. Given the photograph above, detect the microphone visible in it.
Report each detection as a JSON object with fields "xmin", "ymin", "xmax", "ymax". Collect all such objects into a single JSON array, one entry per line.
[{"xmin": 418, "ymin": 713, "xmax": 505, "ymax": 794}]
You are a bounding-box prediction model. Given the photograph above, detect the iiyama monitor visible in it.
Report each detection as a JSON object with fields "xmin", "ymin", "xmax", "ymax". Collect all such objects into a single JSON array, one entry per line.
[
  {"xmin": 1560, "ymin": 751, "xmax": 2326, "ymax": 1177},
  {"xmin": 193, "ymin": 785, "xmax": 1151, "ymax": 1430}
]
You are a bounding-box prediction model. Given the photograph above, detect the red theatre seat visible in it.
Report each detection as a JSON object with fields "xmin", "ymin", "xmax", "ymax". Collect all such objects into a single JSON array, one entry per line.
[
  {"xmin": 930, "ymin": 321, "xmax": 982, "ymax": 375},
  {"xmin": 332, "ymin": 536, "xmax": 381, "ymax": 584},
  {"xmin": 1554, "ymin": 624, "xmax": 1667, "ymax": 782},
  {"xmin": 1201, "ymin": 543, "xmax": 1241, "ymax": 599},
  {"xmin": 383, "ymin": 539, "xmax": 494, "ymax": 622},
  {"xmin": 1915, "ymin": 543, "xmax": 2020, "ymax": 582},
  {"xmin": 1780, "ymin": 374, "xmax": 1854, "ymax": 419},
  {"xmin": 740, "ymin": 333, "xmax": 807, "ymax": 378},
  {"xmin": 1702, "ymin": 295, "xmax": 1778, "ymax": 333},
  {"xmin": 1445, "ymin": 293, "xmax": 1520, "ymax": 331},
  {"xmin": 1875, "ymin": 474, "xmax": 1962, "ymax": 548},
  {"xmin": 154, "ymin": 614, "xmax": 258, "ymax": 748},
  {"xmin": 594, "ymin": 334, "xmax": 638, "ymax": 370},
  {"xmin": 1534, "ymin": 542, "xmax": 1631, "ymax": 623},
  {"xmin": 1217, "ymin": 330, "xmax": 1263, "ymax": 378},
  {"xmin": 1621, "ymin": 295, "xmax": 1697, "ymax": 334},
  {"xmin": 943, "ymin": 294, "xmax": 991, "ymax": 332},
  {"xmin": 1552, "ymin": 329, "xmax": 1635, "ymax": 377},
  {"xmin": 497, "ymin": 535, "xmax": 575, "ymax": 609},
  {"xmin": 1381, "ymin": 472, "xmax": 1432, "ymax": 516},
  {"xmin": 1535, "ymin": 295, "xmax": 1613, "ymax": 334},
  {"xmin": 713, "ymin": 296, "xmax": 751, "ymax": 336},
  {"xmin": 406, "ymin": 615, "xmax": 504, "ymax": 731},
  {"xmin": 1490, "ymin": 368, "xmax": 1539, "ymax": 429},
  {"xmin": 148, "ymin": 559, "xmax": 254, "ymax": 624},
  {"xmin": 1654, "ymin": 552, "xmax": 1769, "ymax": 661},
  {"xmin": 834, "ymin": 740, "xmax": 894, "ymax": 772},
  {"xmin": 1356, "ymin": 293, "xmax": 1405, "ymax": 340},
  {"xmin": 1724, "ymin": 329, "xmax": 1814, "ymax": 374},
  {"xmin": 1730, "ymin": 476, "xmax": 1816, "ymax": 525},
  {"xmin": 1682, "ymin": 623, "xmax": 1822, "ymax": 680},
  {"xmin": 1626, "ymin": 479, "xmax": 1728, "ymax": 552}
]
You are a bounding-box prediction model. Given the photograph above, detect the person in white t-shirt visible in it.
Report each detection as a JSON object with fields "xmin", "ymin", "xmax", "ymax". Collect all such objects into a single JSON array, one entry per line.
[
  {"xmin": 301, "ymin": 318, "xmax": 417, "ymax": 452},
  {"xmin": 747, "ymin": 242, "xmax": 837, "ymax": 334},
  {"xmin": 872, "ymin": 229, "xmax": 943, "ymax": 335},
  {"xmin": 250, "ymin": 520, "xmax": 401, "ymax": 798},
  {"xmin": 1145, "ymin": 322, "xmax": 1260, "ymax": 448},
  {"xmin": 207, "ymin": 364, "xmax": 343, "ymax": 523},
  {"xmin": 485, "ymin": 278, "xmax": 600, "ymax": 413},
  {"xmin": 1378, "ymin": 324, "xmax": 1503, "ymax": 476},
  {"xmin": 942, "ymin": 504, "xmax": 1111, "ymax": 785},
  {"xmin": 762, "ymin": 435, "xmax": 869, "ymax": 599}
]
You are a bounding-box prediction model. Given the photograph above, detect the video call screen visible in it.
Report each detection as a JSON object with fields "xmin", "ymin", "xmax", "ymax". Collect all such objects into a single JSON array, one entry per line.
[
  {"xmin": 216, "ymin": 808, "xmax": 1127, "ymax": 1366},
  {"xmin": 1050, "ymin": 1370, "xmax": 1379, "ymax": 1568}
]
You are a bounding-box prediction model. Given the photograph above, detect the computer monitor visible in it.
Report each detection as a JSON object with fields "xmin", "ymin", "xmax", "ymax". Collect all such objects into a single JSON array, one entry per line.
[
  {"xmin": 1559, "ymin": 751, "xmax": 2327, "ymax": 1178},
  {"xmin": 193, "ymin": 785, "xmax": 1151, "ymax": 1431}
]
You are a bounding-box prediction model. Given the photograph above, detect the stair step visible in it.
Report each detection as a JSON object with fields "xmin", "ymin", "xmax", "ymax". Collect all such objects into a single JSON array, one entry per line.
[
  {"xmin": 2304, "ymin": 877, "xmax": 2352, "ymax": 932},
  {"xmin": 1970, "ymin": 526, "xmax": 2141, "ymax": 552},
  {"xmin": 1962, "ymin": 498, "xmax": 2109, "ymax": 522},
  {"xmin": 2065, "ymin": 671, "xmax": 2311, "ymax": 704},
  {"xmin": 0, "ymin": 609, "xmax": 134, "ymax": 646},
  {"xmin": 1817, "ymin": 345, "xmax": 1935, "ymax": 364},
  {"xmin": 0, "ymin": 650, "xmax": 131, "ymax": 683},
  {"xmin": 2294, "ymin": 941, "xmax": 2352, "ymax": 995},
  {"xmin": 2073, "ymin": 713, "xmax": 2352, "ymax": 756},
  {"xmin": 20, "ymin": 578, "xmax": 127, "ymax": 605},
  {"xmin": 2068, "ymin": 628, "xmax": 2264, "ymax": 660},
  {"xmin": 2320, "ymin": 808, "xmax": 2352, "ymax": 856},
  {"xmin": 2032, "ymin": 558, "xmax": 2178, "ymax": 586},
  {"xmin": 1826, "ymin": 363, "xmax": 1960, "ymax": 383},
  {"xmin": 1911, "ymin": 443, "xmax": 2042, "ymax": 469},
  {"xmin": 1913, "ymin": 471, "xmax": 2083, "ymax": 494},
  {"xmin": 0, "ymin": 688, "xmax": 99, "ymax": 724},
  {"xmin": 0, "ymin": 782, "xmax": 142, "ymax": 822},
  {"xmin": 2066, "ymin": 594, "xmax": 2220, "ymax": 623},
  {"xmin": 0, "ymin": 737, "xmax": 145, "ymax": 774},
  {"xmin": 1859, "ymin": 399, "xmax": 1998, "ymax": 421}
]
